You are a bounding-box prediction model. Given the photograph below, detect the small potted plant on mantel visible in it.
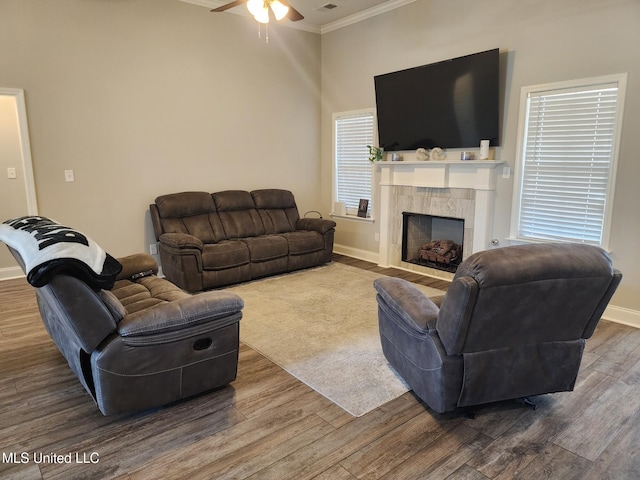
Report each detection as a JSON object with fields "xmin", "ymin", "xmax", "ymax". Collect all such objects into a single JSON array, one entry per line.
[{"xmin": 367, "ymin": 145, "xmax": 384, "ymax": 162}]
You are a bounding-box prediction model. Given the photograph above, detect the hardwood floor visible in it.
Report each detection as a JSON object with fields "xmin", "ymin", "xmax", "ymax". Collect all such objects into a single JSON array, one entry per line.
[{"xmin": 1, "ymin": 254, "xmax": 639, "ymax": 479}]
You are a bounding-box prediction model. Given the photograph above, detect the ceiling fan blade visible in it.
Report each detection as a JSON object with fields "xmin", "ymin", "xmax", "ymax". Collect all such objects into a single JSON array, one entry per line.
[
  {"xmin": 211, "ymin": 0, "xmax": 247, "ymax": 13},
  {"xmin": 280, "ymin": 1, "xmax": 304, "ymax": 21}
]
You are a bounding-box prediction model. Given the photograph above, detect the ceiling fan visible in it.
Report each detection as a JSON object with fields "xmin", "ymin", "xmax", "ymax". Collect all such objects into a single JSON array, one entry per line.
[{"xmin": 211, "ymin": 0, "xmax": 304, "ymax": 23}]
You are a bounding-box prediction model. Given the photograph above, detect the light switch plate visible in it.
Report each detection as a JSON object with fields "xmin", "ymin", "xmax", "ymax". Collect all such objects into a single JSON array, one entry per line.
[
  {"xmin": 7, "ymin": 167, "xmax": 17, "ymax": 179},
  {"xmin": 64, "ymin": 169, "xmax": 75, "ymax": 182}
]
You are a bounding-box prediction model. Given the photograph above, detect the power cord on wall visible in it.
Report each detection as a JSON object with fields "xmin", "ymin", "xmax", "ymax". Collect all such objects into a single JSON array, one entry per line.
[{"xmin": 304, "ymin": 210, "xmax": 323, "ymax": 219}]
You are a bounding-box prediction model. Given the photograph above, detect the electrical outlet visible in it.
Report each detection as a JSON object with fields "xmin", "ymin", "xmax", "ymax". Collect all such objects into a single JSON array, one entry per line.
[
  {"xmin": 502, "ymin": 166, "xmax": 511, "ymax": 179},
  {"xmin": 7, "ymin": 167, "xmax": 17, "ymax": 179},
  {"xmin": 149, "ymin": 243, "xmax": 158, "ymax": 255},
  {"xmin": 64, "ymin": 169, "xmax": 75, "ymax": 182}
]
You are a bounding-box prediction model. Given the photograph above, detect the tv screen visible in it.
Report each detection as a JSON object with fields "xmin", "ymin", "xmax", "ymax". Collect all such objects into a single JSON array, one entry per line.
[{"xmin": 374, "ymin": 48, "xmax": 500, "ymax": 152}]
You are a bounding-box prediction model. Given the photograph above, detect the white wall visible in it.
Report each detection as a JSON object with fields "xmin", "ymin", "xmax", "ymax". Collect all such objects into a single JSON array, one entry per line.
[
  {"xmin": 320, "ymin": 0, "xmax": 640, "ymax": 313},
  {"xmin": 0, "ymin": 0, "xmax": 321, "ymax": 267}
]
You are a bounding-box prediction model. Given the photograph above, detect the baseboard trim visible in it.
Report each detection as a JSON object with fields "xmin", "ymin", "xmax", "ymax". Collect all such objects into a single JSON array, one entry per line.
[
  {"xmin": 0, "ymin": 266, "xmax": 24, "ymax": 281},
  {"xmin": 333, "ymin": 244, "xmax": 379, "ymax": 264},
  {"xmin": 603, "ymin": 305, "xmax": 640, "ymax": 329}
]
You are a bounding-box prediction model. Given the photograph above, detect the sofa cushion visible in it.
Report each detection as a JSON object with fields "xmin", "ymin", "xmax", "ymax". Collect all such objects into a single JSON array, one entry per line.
[
  {"xmin": 213, "ymin": 191, "xmax": 265, "ymax": 238},
  {"xmin": 281, "ymin": 231, "xmax": 325, "ymax": 255},
  {"xmin": 201, "ymin": 241, "xmax": 250, "ymax": 271},
  {"xmin": 243, "ymin": 235, "xmax": 289, "ymax": 262},
  {"xmin": 251, "ymin": 189, "xmax": 299, "ymax": 234},
  {"xmin": 112, "ymin": 276, "xmax": 191, "ymax": 314},
  {"xmin": 155, "ymin": 191, "xmax": 215, "ymax": 218},
  {"xmin": 154, "ymin": 192, "xmax": 226, "ymax": 243}
]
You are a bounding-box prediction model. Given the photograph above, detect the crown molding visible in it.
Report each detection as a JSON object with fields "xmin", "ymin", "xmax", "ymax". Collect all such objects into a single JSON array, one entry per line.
[
  {"xmin": 178, "ymin": 0, "xmax": 416, "ymax": 35},
  {"xmin": 320, "ymin": 0, "xmax": 416, "ymax": 34}
]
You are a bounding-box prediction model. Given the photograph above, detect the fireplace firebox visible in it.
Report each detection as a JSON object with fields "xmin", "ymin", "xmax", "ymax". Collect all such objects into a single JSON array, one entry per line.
[{"xmin": 402, "ymin": 212, "xmax": 464, "ymax": 273}]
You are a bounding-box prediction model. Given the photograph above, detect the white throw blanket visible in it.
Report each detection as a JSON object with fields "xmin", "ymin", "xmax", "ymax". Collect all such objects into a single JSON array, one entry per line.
[{"xmin": 0, "ymin": 216, "xmax": 121, "ymax": 289}]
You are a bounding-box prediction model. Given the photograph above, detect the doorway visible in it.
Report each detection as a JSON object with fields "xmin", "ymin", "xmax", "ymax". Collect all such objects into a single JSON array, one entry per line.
[{"xmin": 0, "ymin": 88, "xmax": 37, "ymax": 279}]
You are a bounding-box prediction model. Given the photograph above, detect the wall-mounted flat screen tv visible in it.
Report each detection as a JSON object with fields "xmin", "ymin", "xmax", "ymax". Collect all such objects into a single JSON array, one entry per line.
[{"xmin": 374, "ymin": 48, "xmax": 500, "ymax": 152}]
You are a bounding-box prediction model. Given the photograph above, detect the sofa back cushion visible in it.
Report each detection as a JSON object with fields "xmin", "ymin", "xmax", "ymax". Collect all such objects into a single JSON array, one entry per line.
[
  {"xmin": 213, "ymin": 190, "xmax": 265, "ymax": 239},
  {"xmin": 154, "ymin": 192, "xmax": 226, "ymax": 243},
  {"xmin": 251, "ymin": 189, "xmax": 299, "ymax": 234}
]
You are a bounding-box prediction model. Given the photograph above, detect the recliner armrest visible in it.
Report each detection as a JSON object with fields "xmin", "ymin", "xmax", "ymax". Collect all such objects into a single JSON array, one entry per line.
[
  {"xmin": 296, "ymin": 218, "xmax": 336, "ymax": 234},
  {"xmin": 373, "ymin": 277, "xmax": 439, "ymax": 334},
  {"xmin": 158, "ymin": 232, "xmax": 204, "ymax": 251},
  {"xmin": 116, "ymin": 253, "xmax": 159, "ymax": 281},
  {"xmin": 117, "ymin": 291, "xmax": 243, "ymax": 342}
]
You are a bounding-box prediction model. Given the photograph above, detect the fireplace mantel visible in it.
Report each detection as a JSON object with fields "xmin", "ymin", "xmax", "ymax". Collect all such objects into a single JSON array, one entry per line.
[
  {"xmin": 378, "ymin": 160, "xmax": 503, "ymax": 190},
  {"xmin": 377, "ymin": 160, "xmax": 504, "ymax": 274}
]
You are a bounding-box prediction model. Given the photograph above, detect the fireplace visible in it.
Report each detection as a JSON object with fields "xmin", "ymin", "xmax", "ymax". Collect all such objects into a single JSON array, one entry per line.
[
  {"xmin": 376, "ymin": 159, "xmax": 502, "ymax": 279},
  {"xmin": 402, "ymin": 212, "xmax": 464, "ymax": 273}
]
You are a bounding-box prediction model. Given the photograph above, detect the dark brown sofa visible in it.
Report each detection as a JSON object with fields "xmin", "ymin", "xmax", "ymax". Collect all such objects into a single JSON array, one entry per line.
[{"xmin": 150, "ymin": 189, "xmax": 336, "ymax": 292}]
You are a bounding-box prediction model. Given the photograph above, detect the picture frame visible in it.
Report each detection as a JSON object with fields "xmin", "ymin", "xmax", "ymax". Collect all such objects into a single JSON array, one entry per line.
[{"xmin": 357, "ymin": 199, "xmax": 369, "ymax": 218}]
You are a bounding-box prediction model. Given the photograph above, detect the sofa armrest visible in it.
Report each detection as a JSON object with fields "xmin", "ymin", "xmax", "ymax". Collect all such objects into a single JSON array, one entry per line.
[
  {"xmin": 296, "ymin": 218, "xmax": 336, "ymax": 234},
  {"xmin": 373, "ymin": 277, "xmax": 439, "ymax": 334},
  {"xmin": 116, "ymin": 253, "xmax": 159, "ymax": 281},
  {"xmin": 158, "ymin": 232, "xmax": 204, "ymax": 251},
  {"xmin": 117, "ymin": 291, "xmax": 243, "ymax": 341}
]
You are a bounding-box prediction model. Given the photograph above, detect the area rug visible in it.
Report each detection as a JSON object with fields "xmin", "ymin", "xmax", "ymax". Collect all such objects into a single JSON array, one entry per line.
[{"xmin": 225, "ymin": 262, "xmax": 445, "ymax": 417}]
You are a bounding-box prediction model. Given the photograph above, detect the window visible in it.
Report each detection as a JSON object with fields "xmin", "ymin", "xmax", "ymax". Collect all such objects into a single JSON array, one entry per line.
[
  {"xmin": 333, "ymin": 109, "xmax": 376, "ymax": 218},
  {"xmin": 511, "ymin": 74, "xmax": 627, "ymax": 248}
]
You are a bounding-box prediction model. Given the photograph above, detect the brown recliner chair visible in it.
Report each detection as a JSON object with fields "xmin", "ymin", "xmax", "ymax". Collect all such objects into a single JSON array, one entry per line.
[{"xmin": 374, "ymin": 243, "xmax": 622, "ymax": 413}]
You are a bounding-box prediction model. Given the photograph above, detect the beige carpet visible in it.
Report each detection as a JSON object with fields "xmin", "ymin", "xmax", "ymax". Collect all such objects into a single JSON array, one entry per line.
[{"xmin": 225, "ymin": 262, "xmax": 444, "ymax": 417}]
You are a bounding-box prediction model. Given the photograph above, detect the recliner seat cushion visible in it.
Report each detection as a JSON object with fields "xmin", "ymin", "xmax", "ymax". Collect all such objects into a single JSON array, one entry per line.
[
  {"xmin": 112, "ymin": 276, "xmax": 190, "ymax": 314},
  {"xmin": 201, "ymin": 241, "xmax": 250, "ymax": 271},
  {"xmin": 281, "ymin": 231, "xmax": 325, "ymax": 255},
  {"xmin": 243, "ymin": 235, "xmax": 288, "ymax": 262}
]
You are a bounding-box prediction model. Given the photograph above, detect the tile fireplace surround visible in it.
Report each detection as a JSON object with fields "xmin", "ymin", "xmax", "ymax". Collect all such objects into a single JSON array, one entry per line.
[{"xmin": 377, "ymin": 160, "xmax": 503, "ymax": 279}]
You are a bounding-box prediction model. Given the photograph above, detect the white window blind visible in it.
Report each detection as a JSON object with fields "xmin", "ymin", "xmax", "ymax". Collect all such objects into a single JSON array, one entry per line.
[
  {"xmin": 514, "ymin": 76, "xmax": 625, "ymax": 247},
  {"xmin": 334, "ymin": 110, "xmax": 375, "ymax": 216}
]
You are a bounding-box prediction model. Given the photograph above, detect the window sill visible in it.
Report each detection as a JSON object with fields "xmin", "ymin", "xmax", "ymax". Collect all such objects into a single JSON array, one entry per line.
[{"xmin": 330, "ymin": 213, "xmax": 375, "ymax": 223}]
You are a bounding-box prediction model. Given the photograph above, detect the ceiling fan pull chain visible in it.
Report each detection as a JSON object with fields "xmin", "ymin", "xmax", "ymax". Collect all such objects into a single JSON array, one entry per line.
[{"xmin": 266, "ymin": 22, "xmax": 269, "ymax": 44}]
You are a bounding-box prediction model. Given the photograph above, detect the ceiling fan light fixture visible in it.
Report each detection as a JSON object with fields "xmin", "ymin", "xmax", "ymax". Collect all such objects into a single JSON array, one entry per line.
[
  {"xmin": 247, "ymin": 0, "xmax": 269, "ymax": 23},
  {"xmin": 270, "ymin": 0, "xmax": 290, "ymax": 21}
]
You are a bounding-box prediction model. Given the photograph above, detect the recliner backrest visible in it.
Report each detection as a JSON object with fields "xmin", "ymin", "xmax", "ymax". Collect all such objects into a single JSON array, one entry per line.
[
  {"xmin": 251, "ymin": 189, "xmax": 300, "ymax": 234},
  {"xmin": 436, "ymin": 243, "xmax": 622, "ymax": 356},
  {"xmin": 213, "ymin": 190, "xmax": 265, "ymax": 239},
  {"xmin": 36, "ymin": 275, "xmax": 118, "ymax": 353},
  {"xmin": 152, "ymin": 191, "xmax": 226, "ymax": 243}
]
